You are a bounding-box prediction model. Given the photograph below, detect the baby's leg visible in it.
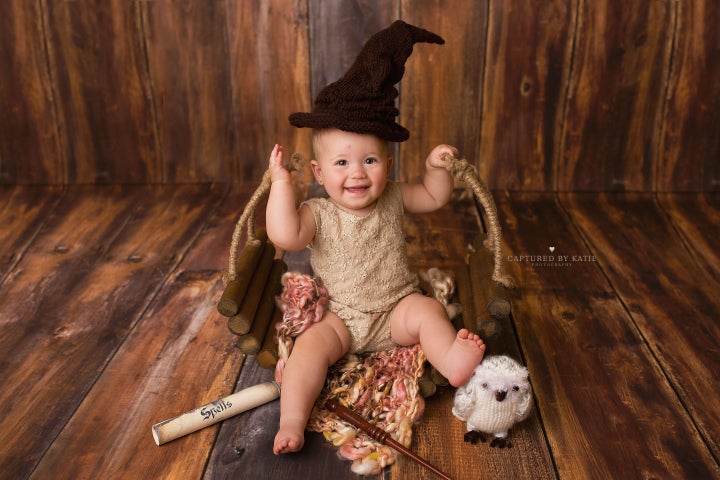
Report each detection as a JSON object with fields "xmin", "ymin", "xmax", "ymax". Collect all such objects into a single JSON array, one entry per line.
[
  {"xmin": 273, "ymin": 312, "xmax": 350, "ymax": 455},
  {"xmin": 390, "ymin": 293, "xmax": 485, "ymax": 387}
]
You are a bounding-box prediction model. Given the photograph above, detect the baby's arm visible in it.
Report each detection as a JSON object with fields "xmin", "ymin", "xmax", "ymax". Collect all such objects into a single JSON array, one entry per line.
[
  {"xmin": 399, "ymin": 144, "xmax": 457, "ymax": 213},
  {"xmin": 266, "ymin": 144, "xmax": 316, "ymax": 251}
]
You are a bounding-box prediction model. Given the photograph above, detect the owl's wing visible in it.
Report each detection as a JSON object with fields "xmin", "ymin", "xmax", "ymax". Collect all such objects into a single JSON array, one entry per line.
[
  {"xmin": 452, "ymin": 384, "xmax": 475, "ymax": 420},
  {"xmin": 516, "ymin": 386, "xmax": 534, "ymax": 421}
]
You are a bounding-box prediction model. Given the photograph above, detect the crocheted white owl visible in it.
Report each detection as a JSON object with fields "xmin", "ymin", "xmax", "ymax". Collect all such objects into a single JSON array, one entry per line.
[{"xmin": 452, "ymin": 355, "xmax": 533, "ymax": 448}]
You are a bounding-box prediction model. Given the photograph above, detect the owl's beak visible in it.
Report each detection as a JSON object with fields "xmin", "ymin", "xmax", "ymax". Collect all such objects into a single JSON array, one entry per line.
[{"xmin": 495, "ymin": 390, "xmax": 507, "ymax": 402}]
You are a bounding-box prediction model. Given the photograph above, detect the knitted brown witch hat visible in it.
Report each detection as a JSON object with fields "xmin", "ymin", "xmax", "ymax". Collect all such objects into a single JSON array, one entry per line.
[{"xmin": 289, "ymin": 20, "xmax": 444, "ymax": 142}]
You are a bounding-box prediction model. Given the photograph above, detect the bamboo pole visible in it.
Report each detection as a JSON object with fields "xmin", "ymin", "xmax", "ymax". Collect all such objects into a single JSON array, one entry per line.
[
  {"xmin": 228, "ymin": 242, "xmax": 275, "ymax": 335},
  {"xmin": 217, "ymin": 229, "xmax": 268, "ymax": 317},
  {"xmin": 256, "ymin": 305, "xmax": 281, "ymax": 369},
  {"xmin": 237, "ymin": 259, "xmax": 287, "ymax": 355}
]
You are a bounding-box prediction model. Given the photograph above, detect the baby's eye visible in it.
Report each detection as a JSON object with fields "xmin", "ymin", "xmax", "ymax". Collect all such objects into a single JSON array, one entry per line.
[
  {"xmin": 364, "ymin": 157, "xmax": 378, "ymax": 165},
  {"xmin": 336, "ymin": 159, "xmax": 348, "ymax": 166}
]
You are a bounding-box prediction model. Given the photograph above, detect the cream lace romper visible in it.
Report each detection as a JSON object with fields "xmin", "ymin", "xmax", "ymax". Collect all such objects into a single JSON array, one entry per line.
[{"xmin": 302, "ymin": 181, "xmax": 419, "ymax": 353}]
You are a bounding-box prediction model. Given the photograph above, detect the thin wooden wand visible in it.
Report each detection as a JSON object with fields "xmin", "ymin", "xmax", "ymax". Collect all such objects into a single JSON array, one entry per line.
[{"xmin": 325, "ymin": 399, "xmax": 453, "ymax": 480}]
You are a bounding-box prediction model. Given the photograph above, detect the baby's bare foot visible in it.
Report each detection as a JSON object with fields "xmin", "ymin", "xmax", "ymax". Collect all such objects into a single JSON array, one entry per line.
[
  {"xmin": 273, "ymin": 420, "xmax": 305, "ymax": 454},
  {"xmin": 443, "ymin": 328, "xmax": 486, "ymax": 387}
]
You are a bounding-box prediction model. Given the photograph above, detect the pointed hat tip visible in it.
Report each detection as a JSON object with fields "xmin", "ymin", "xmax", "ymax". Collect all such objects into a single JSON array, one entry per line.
[
  {"xmin": 288, "ymin": 20, "xmax": 444, "ymax": 142},
  {"xmin": 391, "ymin": 19, "xmax": 445, "ymax": 45}
]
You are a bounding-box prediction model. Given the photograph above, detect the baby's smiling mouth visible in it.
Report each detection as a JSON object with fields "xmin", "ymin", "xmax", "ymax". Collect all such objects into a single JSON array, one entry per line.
[{"xmin": 345, "ymin": 186, "xmax": 369, "ymax": 194}]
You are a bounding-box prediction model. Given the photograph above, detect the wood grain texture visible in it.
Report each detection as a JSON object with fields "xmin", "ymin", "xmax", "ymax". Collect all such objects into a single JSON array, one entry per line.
[
  {"xmin": 393, "ymin": 196, "xmax": 556, "ymax": 479},
  {"xmin": 0, "ymin": 186, "xmax": 145, "ymax": 478},
  {"xmin": 400, "ymin": 0, "xmax": 487, "ymax": 183},
  {"xmin": 559, "ymin": 0, "xmax": 674, "ymax": 191},
  {"xmin": 308, "ymin": 1, "xmax": 397, "ymax": 105},
  {"xmin": 30, "ymin": 186, "xmax": 253, "ymax": 480},
  {"xmin": 141, "ymin": 0, "xmax": 233, "ymax": 183},
  {"xmin": 657, "ymin": 193, "xmax": 720, "ymax": 286},
  {"xmin": 393, "ymin": 390, "xmax": 555, "ymax": 480},
  {"xmin": 0, "ymin": 185, "xmax": 224, "ymax": 478},
  {"xmin": 0, "ymin": 2, "xmax": 717, "ymax": 191},
  {"xmin": 226, "ymin": 0, "xmax": 313, "ymax": 184},
  {"xmin": 0, "ymin": 186, "xmax": 63, "ymax": 284},
  {"xmin": 204, "ymin": 360, "xmax": 349, "ymax": 479},
  {"xmin": 0, "ymin": 1, "xmax": 64, "ymax": 183},
  {"xmin": 498, "ymin": 193, "xmax": 719, "ymax": 479},
  {"xmin": 657, "ymin": 0, "xmax": 720, "ymax": 191},
  {"xmin": 402, "ymin": 192, "xmax": 482, "ymax": 271},
  {"xmin": 44, "ymin": 1, "xmax": 160, "ymax": 183},
  {"xmin": 480, "ymin": 0, "xmax": 575, "ymax": 191},
  {"xmin": 389, "ymin": 199, "xmax": 555, "ymax": 480},
  {"xmin": 560, "ymin": 192, "xmax": 720, "ymax": 460},
  {"xmin": 32, "ymin": 271, "xmax": 238, "ymax": 479},
  {"xmin": 453, "ymin": 262, "xmax": 478, "ymax": 332},
  {"xmin": 2, "ymin": 187, "xmax": 719, "ymax": 478},
  {"xmin": 305, "ymin": 1, "xmax": 400, "ymax": 169},
  {"xmin": 469, "ymin": 234, "xmax": 511, "ymax": 319}
]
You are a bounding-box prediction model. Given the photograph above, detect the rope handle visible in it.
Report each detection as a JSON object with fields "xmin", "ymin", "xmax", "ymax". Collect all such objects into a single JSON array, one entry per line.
[
  {"xmin": 223, "ymin": 153, "xmax": 304, "ymax": 285},
  {"xmin": 440, "ymin": 153, "xmax": 514, "ymax": 288},
  {"xmin": 223, "ymin": 152, "xmax": 513, "ymax": 289}
]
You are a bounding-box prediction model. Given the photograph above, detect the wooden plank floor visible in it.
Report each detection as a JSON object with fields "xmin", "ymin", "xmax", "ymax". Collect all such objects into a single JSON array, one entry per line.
[{"xmin": 0, "ymin": 185, "xmax": 718, "ymax": 480}]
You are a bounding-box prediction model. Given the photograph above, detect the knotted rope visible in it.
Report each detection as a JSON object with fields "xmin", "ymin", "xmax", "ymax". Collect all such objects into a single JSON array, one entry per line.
[
  {"xmin": 222, "ymin": 153, "xmax": 304, "ymax": 285},
  {"xmin": 440, "ymin": 153, "xmax": 514, "ymax": 288}
]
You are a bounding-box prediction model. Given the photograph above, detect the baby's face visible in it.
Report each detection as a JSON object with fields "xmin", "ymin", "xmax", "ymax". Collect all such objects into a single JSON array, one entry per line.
[{"xmin": 311, "ymin": 129, "xmax": 392, "ymax": 216}]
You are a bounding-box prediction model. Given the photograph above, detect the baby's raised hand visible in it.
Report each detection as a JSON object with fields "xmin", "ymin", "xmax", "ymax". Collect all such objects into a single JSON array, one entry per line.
[
  {"xmin": 426, "ymin": 144, "xmax": 459, "ymax": 170},
  {"xmin": 269, "ymin": 144, "xmax": 292, "ymax": 183}
]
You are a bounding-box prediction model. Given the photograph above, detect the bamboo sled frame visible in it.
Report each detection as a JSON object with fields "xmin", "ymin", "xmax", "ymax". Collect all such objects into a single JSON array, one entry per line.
[{"xmin": 217, "ymin": 152, "xmax": 514, "ymax": 369}]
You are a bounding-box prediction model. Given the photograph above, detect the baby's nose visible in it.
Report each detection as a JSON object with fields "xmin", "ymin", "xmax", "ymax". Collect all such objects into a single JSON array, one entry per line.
[{"xmin": 349, "ymin": 164, "xmax": 367, "ymax": 178}]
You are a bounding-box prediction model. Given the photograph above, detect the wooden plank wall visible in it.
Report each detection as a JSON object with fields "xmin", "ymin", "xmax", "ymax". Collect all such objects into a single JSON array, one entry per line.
[{"xmin": 0, "ymin": 0, "xmax": 717, "ymax": 191}]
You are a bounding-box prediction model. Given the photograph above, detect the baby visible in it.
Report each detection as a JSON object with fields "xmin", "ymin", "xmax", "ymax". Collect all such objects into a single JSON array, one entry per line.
[{"xmin": 267, "ymin": 128, "xmax": 486, "ymax": 455}]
